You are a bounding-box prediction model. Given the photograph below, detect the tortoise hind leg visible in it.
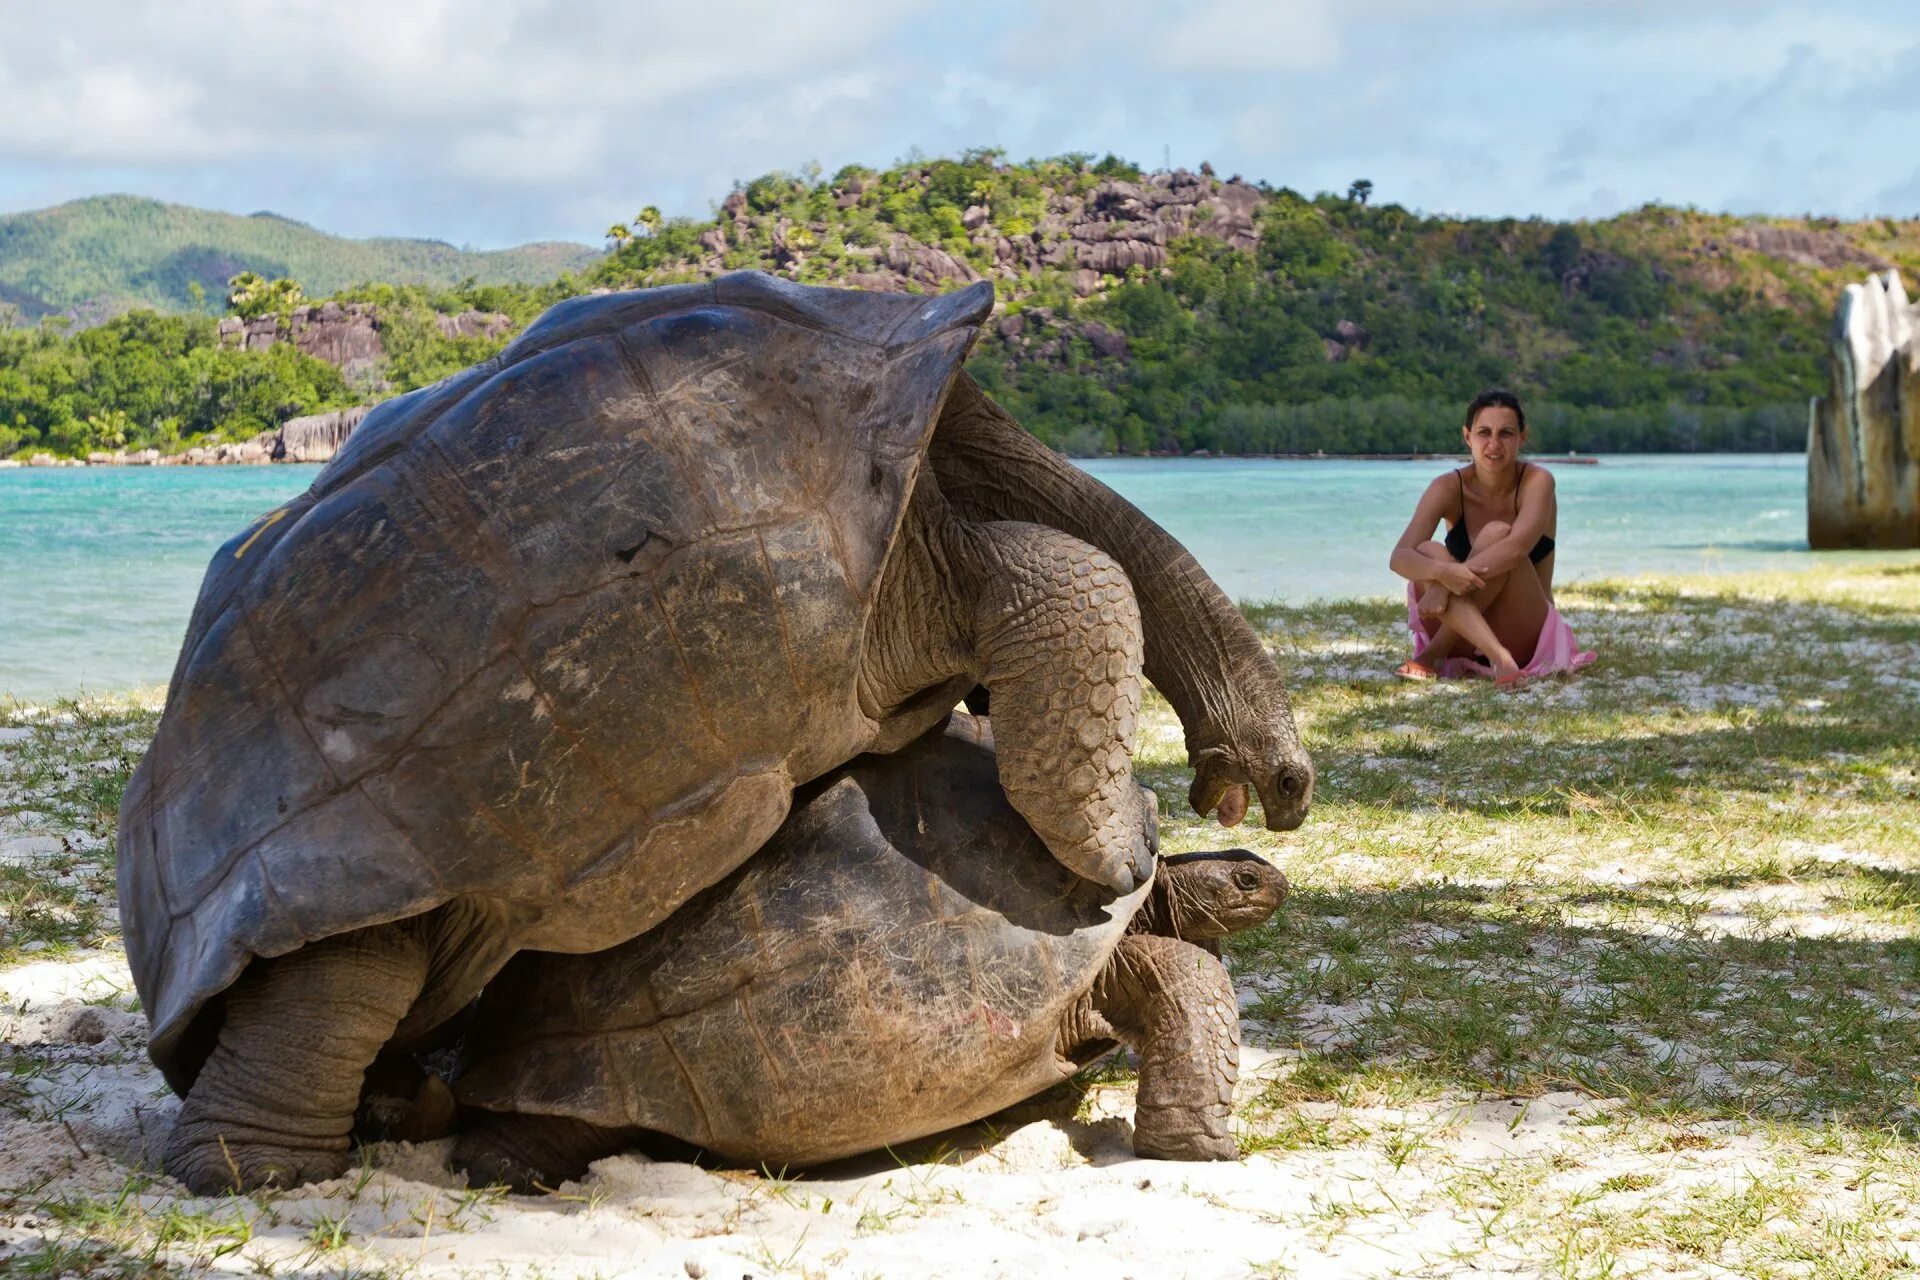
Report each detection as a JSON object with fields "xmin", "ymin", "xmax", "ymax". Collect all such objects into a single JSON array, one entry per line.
[
  {"xmin": 453, "ymin": 1111, "xmax": 636, "ymax": 1194},
  {"xmin": 165, "ymin": 924, "xmax": 428, "ymax": 1193},
  {"xmin": 1083, "ymin": 933, "xmax": 1240, "ymax": 1161}
]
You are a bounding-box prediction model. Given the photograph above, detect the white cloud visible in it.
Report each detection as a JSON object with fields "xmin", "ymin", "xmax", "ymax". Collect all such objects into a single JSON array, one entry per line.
[
  {"xmin": 1156, "ymin": 0, "xmax": 1342, "ymax": 72},
  {"xmin": 0, "ymin": 0, "xmax": 928, "ymax": 180},
  {"xmin": 0, "ymin": 0, "xmax": 1912, "ymax": 244}
]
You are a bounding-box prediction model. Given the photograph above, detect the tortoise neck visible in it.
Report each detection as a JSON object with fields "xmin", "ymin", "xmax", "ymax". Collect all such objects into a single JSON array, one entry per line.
[{"xmin": 858, "ymin": 471, "xmax": 979, "ymax": 723}]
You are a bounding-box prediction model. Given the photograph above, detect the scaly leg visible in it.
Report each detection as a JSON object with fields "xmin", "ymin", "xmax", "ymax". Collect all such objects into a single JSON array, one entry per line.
[
  {"xmin": 966, "ymin": 520, "xmax": 1152, "ymax": 893},
  {"xmin": 165, "ymin": 924, "xmax": 428, "ymax": 1193},
  {"xmin": 1070, "ymin": 933, "xmax": 1240, "ymax": 1160}
]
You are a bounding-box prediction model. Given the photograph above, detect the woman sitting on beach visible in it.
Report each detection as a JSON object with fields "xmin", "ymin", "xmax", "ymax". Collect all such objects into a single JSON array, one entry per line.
[{"xmin": 1389, "ymin": 389, "xmax": 1593, "ymax": 686}]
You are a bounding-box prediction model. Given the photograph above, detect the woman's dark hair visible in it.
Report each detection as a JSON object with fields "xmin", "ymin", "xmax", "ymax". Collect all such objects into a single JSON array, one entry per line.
[{"xmin": 1463, "ymin": 388, "xmax": 1527, "ymax": 432}]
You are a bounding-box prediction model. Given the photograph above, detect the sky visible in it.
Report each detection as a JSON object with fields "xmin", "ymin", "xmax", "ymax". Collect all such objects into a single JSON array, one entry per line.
[{"xmin": 0, "ymin": 0, "xmax": 1913, "ymax": 250}]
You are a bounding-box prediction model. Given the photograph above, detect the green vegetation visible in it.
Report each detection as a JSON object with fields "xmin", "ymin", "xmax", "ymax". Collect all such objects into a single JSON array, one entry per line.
[
  {"xmin": 0, "ymin": 278, "xmax": 579, "ymax": 457},
  {"xmin": 1169, "ymin": 561, "xmax": 1918, "ymax": 1275},
  {"xmin": 0, "ymin": 311, "xmax": 354, "ymax": 457},
  {"xmin": 0, "ymin": 194, "xmax": 601, "ymax": 319},
  {"xmin": 327, "ymin": 278, "xmax": 569, "ymax": 393},
  {"xmin": 588, "ymin": 154, "xmax": 1915, "ymax": 455},
  {"xmin": 992, "ymin": 199, "xmax": 1848, "ymax": 454},
  {"xmin": 4, "ymin": 562, "xmax": 1919, "ymax": 1275},
  {"xmin": 5, "ymin": 154, "xmax": 1918, "ymax": 458}
]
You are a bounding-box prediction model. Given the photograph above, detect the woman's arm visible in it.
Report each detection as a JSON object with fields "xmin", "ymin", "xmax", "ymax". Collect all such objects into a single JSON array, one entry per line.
[
  {"xmin": 1389, "ymin": 477, "xmax": 1483, "ymax": 593},
  {"xmin": 1462, "ymin": 466, "xmax": 1555, "ymax": 579}
]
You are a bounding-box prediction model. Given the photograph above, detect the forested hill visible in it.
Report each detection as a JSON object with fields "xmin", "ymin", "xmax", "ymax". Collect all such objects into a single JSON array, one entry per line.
[
  {"xmin": 590, "ymin": 153, "xmax": 1920, "ymax": 454},
  {"xmin": 4, "ymin": 154, "xmax": 1918, "ymax": 460},
  {"xmin": 0, "ymin": 195, "xmax": 602, "ymax": 320}
]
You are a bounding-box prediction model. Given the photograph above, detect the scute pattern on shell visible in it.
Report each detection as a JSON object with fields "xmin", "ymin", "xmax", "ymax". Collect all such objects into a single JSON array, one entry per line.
[
  {"xmin": 118, "ymin": 272, "xmax": 997, "ymax": 1091},
  {"xmin": 456, "ymin": 715, "xmax": 1152, "ymax": 1165}
]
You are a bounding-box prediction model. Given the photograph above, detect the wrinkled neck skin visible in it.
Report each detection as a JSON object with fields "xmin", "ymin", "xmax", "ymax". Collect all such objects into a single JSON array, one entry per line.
[
  {"xmin": 857, "ymin": 469, "xmax": 982, "ymax": 749},
  {"xmin": 928, "ymin": 374, "xmax": 1311, "ymax": 828},
  {"xmin": 1128, "ymin": 880, "xmax": 1182, "ymax": 940},
  {"xmin": 1130, "ymin": 874, "xmax": 1233, "ymax": 944}
]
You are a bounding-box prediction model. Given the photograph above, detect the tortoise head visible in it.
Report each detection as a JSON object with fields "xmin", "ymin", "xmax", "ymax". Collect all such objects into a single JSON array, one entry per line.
[{"xmin": 1149, "ymin": 849, "xmax": 1288, "ymax": 941}]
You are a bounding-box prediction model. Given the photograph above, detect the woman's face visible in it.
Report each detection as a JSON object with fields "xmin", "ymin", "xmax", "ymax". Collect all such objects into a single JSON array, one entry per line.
[{"xmin": 1464, "ymin": 406, "xmax": 1525, "ymax": 471}]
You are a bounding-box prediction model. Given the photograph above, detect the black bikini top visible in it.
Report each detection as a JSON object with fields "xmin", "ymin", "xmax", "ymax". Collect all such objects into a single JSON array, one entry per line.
[{"xmin": 1445, "ymin": 464, "xmax": 1555, "ymax": 566}]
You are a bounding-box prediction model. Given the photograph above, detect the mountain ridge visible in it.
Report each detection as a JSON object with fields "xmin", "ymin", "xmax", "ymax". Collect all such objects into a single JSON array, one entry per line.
[{"xmin": 0, "ymin": 194, "xmax": 602, "ymax": 320}]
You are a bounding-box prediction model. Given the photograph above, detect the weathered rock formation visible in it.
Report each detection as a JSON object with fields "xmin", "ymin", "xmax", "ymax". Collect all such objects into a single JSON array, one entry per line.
[
  {"xmin": 269, "ymin": 405, "xmax": 372, "ymax": 462},
  {"xmin": 217, "ymin": 303, "xmax": 513, "ymax": 385},
  {"xmin": 218, "ymin": 302, "xmax": 384, "ymax": 383},
  {"xmin": 1731, "ymin": 224, "xmax": 1893, "ymax": 273},
  {"xmin": 154, "ymin": 438, "xmax": 274, "ymax": 466},
  {"xmin": 1808, "ymin": 270, "xmax": 1920, "ymax": 548},
  {"xmin": 685, "ymin": 167, "xmax": 1265, "ymax": 303},
  {"xmin": 83, "ymin": 403, "xmax": 376, "ymax": 466}
]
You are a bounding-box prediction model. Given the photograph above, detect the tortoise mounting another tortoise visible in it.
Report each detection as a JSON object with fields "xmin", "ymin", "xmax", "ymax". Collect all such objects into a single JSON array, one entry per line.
[
  {"xmin": 451, "ymin": 712, "xmax": 1288, "ymax": 1190},
  {"xmin": 120, "ymin": 273, "xmax": 1308, "ymax": 1193}
]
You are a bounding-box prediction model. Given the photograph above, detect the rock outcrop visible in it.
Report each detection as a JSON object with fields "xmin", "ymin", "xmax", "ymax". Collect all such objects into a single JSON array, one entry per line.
[
  {"xmin": 80, "ymin": 403, "xmax": 375, "ymax": 466},
  {"xmin": 153, "ymin": 438, "xmax": 274, "ymax": 466},
  {"xmin": 217, "ymin": 303, "xmax": 513, "ymax": 384},
  {"xmin": 1808, "ymin": 270, "xmax": 1920, "ymax": 548},
  {"xmin": 681, "ymin": 167, "xmax": 1266, "ymax": 301},
  {"xmin": 218, "ymin": 302, "xmax": 384, "ymax": 383},
  {"xmin": 270, "ymin": 406, "xmax": 372, "ymax": 462}
]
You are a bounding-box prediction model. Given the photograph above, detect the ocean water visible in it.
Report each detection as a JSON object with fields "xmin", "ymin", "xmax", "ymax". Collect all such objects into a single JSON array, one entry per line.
[{"xmin": 0, "ymin": 452, "xmax": 1875, "ymax": 700}]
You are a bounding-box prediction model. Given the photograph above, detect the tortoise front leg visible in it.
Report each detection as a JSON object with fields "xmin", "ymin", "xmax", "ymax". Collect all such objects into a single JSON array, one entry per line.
[
  {"xmin": 967, "ymin": 520, "xmax": 1152, "ymax": 893},
  {"xmin": 1081, "ymin": 933, "xmax": 1240, "ymax": 1160},
  {"xmin": 453, "ymin": 1111, "xmax": 636, "ymax": 1194},
  {"xmin": 165, "ymin": 924, "xmax": 428, "ymax": 1193}
]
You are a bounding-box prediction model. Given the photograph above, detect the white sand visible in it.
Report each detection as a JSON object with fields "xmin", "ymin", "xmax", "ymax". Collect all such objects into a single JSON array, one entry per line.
[{"xmin": 0, "ymin": 947, "xmax": 1783, "ymax": 1280}]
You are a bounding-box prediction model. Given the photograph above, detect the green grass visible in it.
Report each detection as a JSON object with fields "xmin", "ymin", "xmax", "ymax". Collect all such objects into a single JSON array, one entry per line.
[
  {"xmin": 0, "ymin": 694, "xmax": 159, "ymax": 967},
  {"xmin": 1133, "ymin": 560, "xmax": 1920, "ymax": 1276},
  {"xmin": 2, "ymin": 560, "xmax": 1918, "ymax": 1276}
]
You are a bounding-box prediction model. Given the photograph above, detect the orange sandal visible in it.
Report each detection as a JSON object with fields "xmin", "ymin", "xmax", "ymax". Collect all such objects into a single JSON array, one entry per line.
[{"xmin": 1395, "ymin": 661, "xmax": 1438, "ymax": 682}]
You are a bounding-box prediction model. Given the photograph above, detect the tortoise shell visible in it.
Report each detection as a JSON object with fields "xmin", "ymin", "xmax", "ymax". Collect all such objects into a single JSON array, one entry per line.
[
  {"xmin": 118, "ymin": 272, "xmax": 996, "ymax": 1089},
  {"xmin": 455, "ymin": 714, "xmax": 1154, "ymax": 1166}
]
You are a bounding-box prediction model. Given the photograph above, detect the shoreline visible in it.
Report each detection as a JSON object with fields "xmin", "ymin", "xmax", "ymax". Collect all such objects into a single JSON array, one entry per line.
[
  {"xmin": 12, "ymin": 560, "xmax": 1913, "ymax": 707},
  {"xmin": 6, "ymin": 449, "xmax": 1828, "ymax": 470}
]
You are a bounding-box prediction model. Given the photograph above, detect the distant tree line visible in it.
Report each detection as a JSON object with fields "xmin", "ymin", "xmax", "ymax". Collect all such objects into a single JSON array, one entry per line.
[
  {"xmin": 0, "ymin": 276, "xmax": 560, "ymax": 457},
  {"xmin": 0, "ymin": 310, "xmax": 350, "ymax": 456},
  {"xmin": 3, "ymin": 149, "xmax": 1895, "ymax": 459},
  {"xmin": 1196, "ymin": 398, "xmax": 1802, "ymax": 457}
]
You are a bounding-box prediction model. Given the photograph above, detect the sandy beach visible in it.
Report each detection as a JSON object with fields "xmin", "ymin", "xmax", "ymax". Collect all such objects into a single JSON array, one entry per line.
[{"xmin": 4, "ymin": 564, "xmax": 1919, "ymax": 1278}]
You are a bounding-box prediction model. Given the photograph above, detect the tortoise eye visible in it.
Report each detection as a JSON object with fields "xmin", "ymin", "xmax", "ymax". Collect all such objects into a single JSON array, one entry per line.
[{"xmin": 1232, "ymin": 869, "xmax": 1260, "ymax": 891}]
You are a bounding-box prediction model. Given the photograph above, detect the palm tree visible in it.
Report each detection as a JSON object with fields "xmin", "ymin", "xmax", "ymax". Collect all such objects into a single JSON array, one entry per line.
[
  {"xmin": 227, "ymin": 272, "xmax": 267, "ymax": 315},
  {"xmin": 606, "ymin": 223, "xmax": 633, "ymax": 249},
  {"xmin": 226, "ymin": 273, "xmax": 304, "ymax": 320},
  {"xmin": 635, "ymin": 206, "xmax": 663, "ymax": 236}
]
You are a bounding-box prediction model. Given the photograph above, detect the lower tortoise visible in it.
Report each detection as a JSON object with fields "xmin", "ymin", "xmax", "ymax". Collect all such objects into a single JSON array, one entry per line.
[{"xmin": 451, "ymin": 713, "xmax": 1288, "ymax": 1190}]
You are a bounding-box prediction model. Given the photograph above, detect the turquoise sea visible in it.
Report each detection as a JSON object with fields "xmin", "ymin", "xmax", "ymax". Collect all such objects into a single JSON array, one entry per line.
[{"xmin": 0, "ymin": 453, "xmax": 1868, "ymax": 701}]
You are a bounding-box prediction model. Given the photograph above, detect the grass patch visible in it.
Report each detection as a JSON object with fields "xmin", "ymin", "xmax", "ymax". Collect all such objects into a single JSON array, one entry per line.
[
  {"xmin": 1, "ymin": 564, "xmax": 1917, "ymax": 1275},
  {"xmin": 1174, "ymin": 562, "xmax": 1920, "ymax": 1274},
  {"xmin": 0, "ymin": 693, "xmax": 159, "ymax": 966}
]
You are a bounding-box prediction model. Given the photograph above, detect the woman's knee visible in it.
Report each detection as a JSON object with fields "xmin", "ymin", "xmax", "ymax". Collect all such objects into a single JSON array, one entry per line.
[
  {"xmin": 1478, "ymin": 520, "xmax": 1513, "ymax": 543},
  {"xmin": 1415, "ymin": 540, "xmax": 1451, "ymax": 560}
]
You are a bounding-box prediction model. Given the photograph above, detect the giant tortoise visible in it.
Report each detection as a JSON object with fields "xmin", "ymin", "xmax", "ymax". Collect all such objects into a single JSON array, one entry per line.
[
  {"xmin": 451, "ymin": 713, "xmax": 1288, "ymax": 1189},
  {"xmin": 119, "ymin": 272, "xmax": 1310, "ymax": 1193}
]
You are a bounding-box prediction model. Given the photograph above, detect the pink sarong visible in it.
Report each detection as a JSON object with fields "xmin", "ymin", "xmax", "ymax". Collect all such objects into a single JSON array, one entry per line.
[{"xmin": 1404, "ymin": 583, "xmax": 1596, "ymax": 680}]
